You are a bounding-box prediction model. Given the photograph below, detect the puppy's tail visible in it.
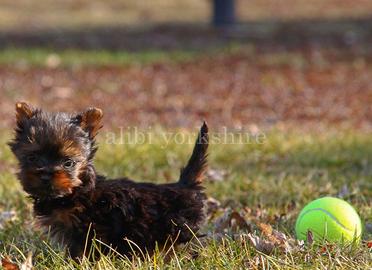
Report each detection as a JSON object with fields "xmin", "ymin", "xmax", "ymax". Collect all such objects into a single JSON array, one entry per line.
[{"xmin": 178, "ymin": 122, "xmax": 209, "ymax": 188}]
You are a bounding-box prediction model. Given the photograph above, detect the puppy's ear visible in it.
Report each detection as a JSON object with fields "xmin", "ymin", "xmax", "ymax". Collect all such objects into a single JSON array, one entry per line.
[
  {"xmin": 15, "ymin": 102, "xmax": 35, "ymax": 124},
  {"xmin": 75, "ymin": 107, "xmax": 103, "ymax": 138}
]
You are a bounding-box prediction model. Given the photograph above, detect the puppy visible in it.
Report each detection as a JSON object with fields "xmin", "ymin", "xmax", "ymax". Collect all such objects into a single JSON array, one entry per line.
[{"xmin": 9, "ymin": 102, "xmax": 208, "ymax": 259}]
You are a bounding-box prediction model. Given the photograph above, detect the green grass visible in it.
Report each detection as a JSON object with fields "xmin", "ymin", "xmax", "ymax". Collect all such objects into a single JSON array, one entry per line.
[
  {"xmin": 0, "ymin": 48, "xmax": 201, "ymax": 67},
  {"xmin": 0, "ymin": 129, "xmax": 371, "ymax": 269},
  {"xmin": 0, "ymin": 44, "xmax": 252, "ymax": 68}
]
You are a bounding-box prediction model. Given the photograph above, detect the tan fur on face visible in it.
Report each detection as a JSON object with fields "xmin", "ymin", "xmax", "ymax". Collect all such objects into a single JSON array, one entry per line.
[{"xmin": 53, "ymin": 171, "xmax": 82, "ymax": 194}]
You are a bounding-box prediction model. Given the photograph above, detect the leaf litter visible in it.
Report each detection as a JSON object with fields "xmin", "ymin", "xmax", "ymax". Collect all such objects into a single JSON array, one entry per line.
[
  {"xmin": 198, "ymin": 199, "xmax": 306, "ymax": 256},
  {"xmin": 1, "ymin": 253, "xmax": 32, "ymax": 270}
]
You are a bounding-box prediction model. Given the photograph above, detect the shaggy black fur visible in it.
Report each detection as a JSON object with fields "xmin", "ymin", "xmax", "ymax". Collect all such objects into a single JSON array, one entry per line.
[{"xmin": 9, "ymin": 102, "xmax": 208, "ymax": 259}]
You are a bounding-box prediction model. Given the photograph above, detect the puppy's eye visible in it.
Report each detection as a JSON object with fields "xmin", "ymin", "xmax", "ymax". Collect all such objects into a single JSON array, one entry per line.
[
  {"xmin": 27, "ymin": 154, "xmax": 37, "ymax": 163},
  {"xmin": 63, "ymin": 159, "xmax": 76, "ymax": 169}
]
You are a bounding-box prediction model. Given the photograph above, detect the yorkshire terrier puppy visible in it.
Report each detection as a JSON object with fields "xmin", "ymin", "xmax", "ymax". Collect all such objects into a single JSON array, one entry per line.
[{"xmin": 9, "ymin": 102, "xmax": 208, "ymax": 259}]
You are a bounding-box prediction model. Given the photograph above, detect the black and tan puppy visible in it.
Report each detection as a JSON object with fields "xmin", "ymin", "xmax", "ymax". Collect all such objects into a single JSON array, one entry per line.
[{"xmin": 9, "ymin": 102, "xmax": 208, "ymax": 259}]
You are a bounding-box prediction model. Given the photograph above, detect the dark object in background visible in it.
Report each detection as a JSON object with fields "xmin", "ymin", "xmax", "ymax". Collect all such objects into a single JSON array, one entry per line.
[
  {"xmin": 213, "ymin": 0, "xmax": 236, "ymax": 26},
  {"xmin": 9, "ymin": 102, "xmax": 209, "ymax": 259}
]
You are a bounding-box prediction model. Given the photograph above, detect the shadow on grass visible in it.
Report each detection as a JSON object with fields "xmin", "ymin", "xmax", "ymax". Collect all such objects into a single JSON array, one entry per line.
[{"xmin": 0, "ymin": 17, "xmax": 372, "ymax": 53}]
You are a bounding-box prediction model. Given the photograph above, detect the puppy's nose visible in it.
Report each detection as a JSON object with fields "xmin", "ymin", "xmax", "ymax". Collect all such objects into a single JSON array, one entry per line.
[
  {"xmin": 38, "ymin": 168, "xmax": 54, "ymax": 183},
  {"xmin": 40, "ymin": 174, "xmax": 52, "ymax": 183}
]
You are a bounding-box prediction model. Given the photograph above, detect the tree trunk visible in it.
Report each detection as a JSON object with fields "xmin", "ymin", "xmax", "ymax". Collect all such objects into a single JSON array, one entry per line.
[{"xmin": 212, "ymin": 0, "xmax": 236, "ymax": 27}]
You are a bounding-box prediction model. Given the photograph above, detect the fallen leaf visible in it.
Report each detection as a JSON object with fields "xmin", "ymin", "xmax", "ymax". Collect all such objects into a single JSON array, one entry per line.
[
  {"xmin": 367, "ymin": 241, "xmax": 372, "ymax": 249},
  {"xmin": 284, "ymin": 239, "xmax": 306, "ymax": 253},
  {"xmin": 1, "ymin": 253, "xmax": 33, "ymax": 270},
  {"xmin": 214, "ymin": 209, "xmax": 251, "ymax": 234},
  {"xmin": 257, "ymin": 222, "xmax": 287, "ymax": 245},
  {"xmin": 257, "ymin": 223, "xmax": 273, "ymax": 238},
  {"xmin": 307, "ymin": 230, "xmax": 314, "ymax": 244},
  {"xmin": 245, "ymin": 233, "xmax": 275, "ymax": 255},
  {"xmin": 253, "ymin": 220, "xmax": 308, "ymax": 254},
  {"xmin": 2, "ymin": 257, "xmax": 19, "ymax": 270},
  {"xmin": 272, "ymin": 229, "xmax": 287, "ymax": 243},
  {"xmin": 230, "ymin": 211, "xmax": 251, "ymax": 232},
  {"xmin": 319, "ymin": 244, "xmax": 335, "ymax": 255}
]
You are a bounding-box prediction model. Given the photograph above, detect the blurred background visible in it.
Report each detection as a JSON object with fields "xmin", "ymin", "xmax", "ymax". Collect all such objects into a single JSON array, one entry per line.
[
  {"xmin": 0, "ymin": 0, "xmax": 371, "ymax": 131},
  {"xmin": 0, "ymin": 3, "xmax": 371, "ymax": 266}
]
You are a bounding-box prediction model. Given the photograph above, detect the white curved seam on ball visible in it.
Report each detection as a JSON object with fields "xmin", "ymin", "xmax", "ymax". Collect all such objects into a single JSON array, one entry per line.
[{"xmin": 297, "ymin": 208, "xmax": 353, "ymax": 232}]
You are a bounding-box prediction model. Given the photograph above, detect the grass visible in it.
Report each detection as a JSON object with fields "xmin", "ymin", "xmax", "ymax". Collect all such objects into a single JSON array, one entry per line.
[
  {"xmin": 0, "ymin": 44, "xmax": 256, "ymax": 68},
  {"xmin": 0, "ymin": 128, "xmax": 371, "ymax": 269},
  {"xmin": 0, "ymin": 48, "xmax": 201, "ymax": 68}
]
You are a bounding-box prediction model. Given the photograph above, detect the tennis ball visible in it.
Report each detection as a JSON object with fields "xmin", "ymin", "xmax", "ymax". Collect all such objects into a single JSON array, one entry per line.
[{"xmin": 295, "ymin": 197, "xmax": 362, "ymax": 243}]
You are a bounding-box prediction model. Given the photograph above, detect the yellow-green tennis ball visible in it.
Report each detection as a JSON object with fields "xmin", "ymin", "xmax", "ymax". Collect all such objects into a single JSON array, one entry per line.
[{"xmin": 295, "ymin": 197, "xmax": 362, "ymax": 243}]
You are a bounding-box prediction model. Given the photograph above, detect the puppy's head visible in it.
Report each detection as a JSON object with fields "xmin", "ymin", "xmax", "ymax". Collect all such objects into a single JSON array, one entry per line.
[{"xmin": 9, "ymin": 102, "xmax": 103, "ymax": 199}]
